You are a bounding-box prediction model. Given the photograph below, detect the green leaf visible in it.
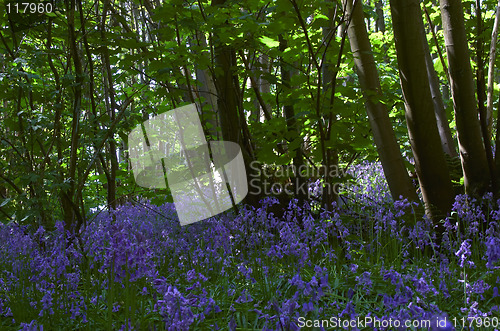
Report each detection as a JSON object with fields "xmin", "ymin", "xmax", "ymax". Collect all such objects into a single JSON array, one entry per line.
[
  {"xmin": 259, "ymin": 36, "xmax": 279, "ymax": 48},
  {"xmin": 0, "ymin": 198, "xmax": 11, "ymax": 208},
  {"xmin": 434, "ymin": 58, "xmax": 444, "ymax": 75}
]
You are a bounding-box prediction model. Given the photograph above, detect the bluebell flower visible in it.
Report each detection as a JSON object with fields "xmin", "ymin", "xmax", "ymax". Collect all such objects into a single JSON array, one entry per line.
[
  {"xmin": 455, "ymin": 240, "xmax": 472, "ymax": 268},
  {"xmin": 485, "ymin": 236, "xmax": 500, "ymax": 269}
]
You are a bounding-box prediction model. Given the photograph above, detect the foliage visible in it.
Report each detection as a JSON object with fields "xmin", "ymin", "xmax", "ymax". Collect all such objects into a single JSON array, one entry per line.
[{"xmin": 0, "ymin": 0, "xmax": 410, "ymax": 226}]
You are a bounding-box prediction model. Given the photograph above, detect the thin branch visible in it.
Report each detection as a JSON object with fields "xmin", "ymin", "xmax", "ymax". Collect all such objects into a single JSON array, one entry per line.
[{"xmin": 0, "ymin": 172, "xmax": 23, "ymax": 194}]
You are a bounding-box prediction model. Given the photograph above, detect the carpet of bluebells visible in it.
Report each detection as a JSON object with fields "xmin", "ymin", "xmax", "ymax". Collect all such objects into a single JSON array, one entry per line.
[{"xmin": 1, "ymin": 162, "xmax": 500, "ymax": 330}]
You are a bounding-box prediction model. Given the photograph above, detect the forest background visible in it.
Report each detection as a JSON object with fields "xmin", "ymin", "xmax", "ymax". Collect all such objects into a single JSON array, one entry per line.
[{"xmin": 1, "ymin": 0, "xmax": 500, "ymax": 235}]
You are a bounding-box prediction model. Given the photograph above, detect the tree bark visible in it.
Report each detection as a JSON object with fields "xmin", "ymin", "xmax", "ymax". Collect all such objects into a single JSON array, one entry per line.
[
  {"xmin": 375, "ymin": 0, "xmax": 385, "ymax": 33},
  {"xmin": 320, "ymin": 0, "xmax": 340, "ymax": 209},
  {"xmin": 101, "ymin": 0, "xmax": 118, "ymax": 211},
  {"xmin": 61, "ymin": 0, "xmax": 85, "ymax": 231},
  {"xmin": 487, "ymin": 0, "xmax": 500, "ymax": 142},
  {"xmin": 252, "ymin": 54, "xmax": 271, "ymax": 123},
  {"xmin": 345, "ymin": 0, "xmax": 418, "ymax": 202},
  {"xmin": 475, "ymin": 0, "xmax": 497, "ymax": 191},
  {"xmin": 279, "ymin": 34, "xmax": 307, "ymax": 205},
  {"xmin": 439, "ymin": 0, "xmax": 491, "ymax": 197},
  {"xmin": 390, "ymin": 0, "xmax": 455, "ymax": 223},
  {"xmin": 421, "ymin": 19, "xmax": 457, "ymax": 157},
  {"xmin": 211, "ymin": 0, "xmax": 261, "ymax": 207},
  {"xmin": 195, "ymin": 31, "xmax": 220, "ymax": 140}
]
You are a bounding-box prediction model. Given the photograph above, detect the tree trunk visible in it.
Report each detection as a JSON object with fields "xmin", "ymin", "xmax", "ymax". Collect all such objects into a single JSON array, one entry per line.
[
  {"xmin": 252, "ymin": 54, "xmax": 271, "ymax": 123},
  {"xmin": 475, "ymin": 0, "xmax": 496, "ymax": 191},
  {"xmin": 487, "ymin": 0, "xmax": 500, "ymax": 142},
  {"xmin": 375, "ymin": 0, "xmax": 385, "ymax": 33},
  {"xmin": 62, "ymin": 0, "xmax": 85, "ymax": 232},
  {"xmin": 345, "ymin": 0, "xmax": 418, "ymax": 202},
  {"xmin": 101, "ymin": 0, "xmax": 118, "ymax": 211},
  {"xmin": 212, "ymin": 0, "xmax": 261, "ymax": 207},
  {"xmin": 365, "ymin": 0, "xmax": 371, "ymax": 31},
  {"xmin": 439, "ymin": 0, "xmax": 491, "ymax": 196},
  {"xmin": 390, "ymin": 0, "xmax": 455, "ymax": 223},
  {"xmin": 421, "ymin": 19, "xmax": 457, "ymax": 157},
  {"xmin": 321, "ymin": 0, "xmax": 340, "ymax": 208},
  {"xmin": 279, "ymin": 34, "xmax": 307, "ymax": 205},
  {"xmin": 194, "ymin": 31, "xmax": 220, "ymax": 140}
]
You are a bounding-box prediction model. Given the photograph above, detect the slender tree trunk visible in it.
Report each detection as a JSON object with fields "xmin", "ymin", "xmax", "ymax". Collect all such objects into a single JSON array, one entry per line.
[
  {"xmin": 495, "ymin": 91, "xmax": 500, "ymax": 179},
  {"xmin": 487, "ymin": 1, "xmax": 500, "ymax": 142},
  {"xmin": 439, "ymin": 0, "xmax": 491, "ymax": 196},
  {"xmin": 421, "ymin": 19, "xmax": 457, "ymax": 157},
  {"xmin": 211, "ymin": 0, "xmax": 261, "ymax": 207},
  {"xmin": 390, "ymin": 0, "xmax": 455, "ymax": 225},
  {"xmin": 279, "ymin": 34, "xmax": 306, "ymax": 205},
  {"xmin": 252, "ymin": 54, "xmax": 271, "ymax": 123},
  {"xmin": 101, "ymin": 0, "xmax": 118, "ymax": 211},
  {"xmin": 212, "ymin": 12, "xmax": 239, "ymax": 143},
  {"xmin": 186, "ymin": 33, "xmax": 219, "ymax": 142},
  {"xmin": 239, "ymin": 51, "xmax": 273, "ymax": 123},
  {"xmin": 475, "ymin": 0, "xmax": 497, "ymax": 191},
  {"xmin": 62, "ymin": 0, "xmax": 85, "ymax": 231},
  {"xmin": 321, "ymin": 0, "xmax": 340, "ymax": 208},
  {"xmin": 195, "ymin": 65, "xmax": 219, "ymax": 140},
  {"xmin": 375, "ymin": 0, "xmax": 385, "ymax": 33},
  {"xmin": 345, "ymin": 0, "xmax": 418, "ymax": 202},
  {"xmin": 365, "ymin": 0, "xmax": 371, "ymax": 31}
]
